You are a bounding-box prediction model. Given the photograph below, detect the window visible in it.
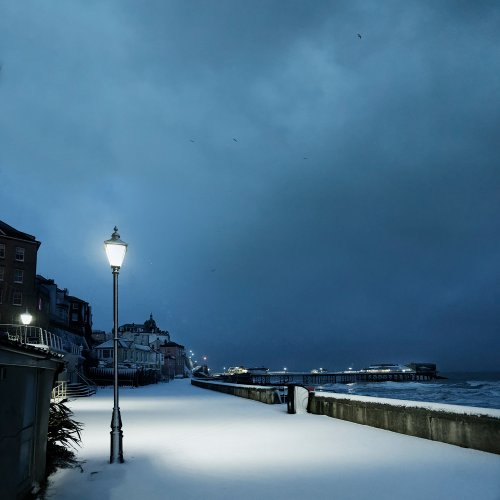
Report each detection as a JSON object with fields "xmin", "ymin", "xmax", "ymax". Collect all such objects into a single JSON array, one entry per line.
[
  {"xmin": 0, "ymin": 244, "xmax": 4, "ymax": 258},
  {"xmin": 0, "ymin": 266, "xmax": 4, "ymax": 281},
  {"xmin": 101, "ymin": 349, "xmax": 111, "ymax": 359},
  {"xmin": 13, "ymin": 290, "xmax": 22, "ymax": 306},
  {"xmin": 14, "ymin": 269, "xmax": 23, "ymax": 284},
  {"xmin": 15, "ymin": 247, "xmax": 25, "ymax": 261}
]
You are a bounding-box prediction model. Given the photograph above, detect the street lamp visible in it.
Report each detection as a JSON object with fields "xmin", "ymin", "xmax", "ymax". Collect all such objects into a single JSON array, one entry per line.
[
  {"xmin": 20, "ymin": 311, "xmax": 32, "ymax": 343},
  {"xmin": 104, "ymin": 226, "xmax": 128, "ymax": 464}
]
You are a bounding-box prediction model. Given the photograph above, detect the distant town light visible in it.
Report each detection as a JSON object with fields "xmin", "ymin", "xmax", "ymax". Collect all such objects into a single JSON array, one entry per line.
[{"xmin": 104, "ymin": 227, "xmax": 128, "ymax": 268}]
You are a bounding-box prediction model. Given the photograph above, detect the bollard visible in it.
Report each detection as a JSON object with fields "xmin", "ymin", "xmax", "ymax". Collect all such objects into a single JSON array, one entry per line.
[
  {"xmin": 287, "ymin": 384, "xmax": 296, "ymax": 413},
  {"xmin": 288, "ymin": 384, "xmax": 311, "ymax": 414}
]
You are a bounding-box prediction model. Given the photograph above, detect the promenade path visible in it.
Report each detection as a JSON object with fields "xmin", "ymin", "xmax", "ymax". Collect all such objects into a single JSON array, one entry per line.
[{"xmin": 46, "ymin": 379, "xmax": 500, "ymax": 500}]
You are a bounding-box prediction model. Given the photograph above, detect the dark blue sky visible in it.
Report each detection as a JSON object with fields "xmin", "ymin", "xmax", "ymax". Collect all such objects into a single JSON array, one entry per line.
[{"xmin": 1, "ymin": 1, "xmax": 500, "ymax": 372}]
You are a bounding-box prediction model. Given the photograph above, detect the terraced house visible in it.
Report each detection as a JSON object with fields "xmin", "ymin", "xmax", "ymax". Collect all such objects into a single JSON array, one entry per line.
[{"xmin": 0, "ymin": 220, "xmax": 41, "ymax": 323}]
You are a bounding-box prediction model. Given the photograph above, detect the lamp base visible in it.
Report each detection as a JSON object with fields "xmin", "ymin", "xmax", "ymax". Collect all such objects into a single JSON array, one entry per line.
[{"xmin": 110, "ymin": 408, "xmax": 124, "ymax": 463}]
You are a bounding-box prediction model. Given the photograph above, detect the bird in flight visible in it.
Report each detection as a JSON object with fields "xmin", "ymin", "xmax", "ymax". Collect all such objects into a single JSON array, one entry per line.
[
  {"xmin": 232, "ymin": 138, "xmax": 238, "ymax": 142},
  {"xmin": 189, "ymin": 139, "xmax": 195, "ymax": 143},
  {"xmin": 357, "ymin": 33, "xmax": 362, "ymax": 39}
]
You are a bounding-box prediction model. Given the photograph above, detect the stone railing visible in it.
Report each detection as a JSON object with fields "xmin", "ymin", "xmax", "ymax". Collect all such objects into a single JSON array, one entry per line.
[{"xmin": 191, "ymin": 379, "xmax": 281, "ymax": 404}]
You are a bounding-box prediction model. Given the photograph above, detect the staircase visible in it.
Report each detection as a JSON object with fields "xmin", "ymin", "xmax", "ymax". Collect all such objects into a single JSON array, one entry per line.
[
  {"xmin": 65, "ymin": 372, "xmax": 98, "ymax": 400},
  {"xmin": 66, "ymin": 382, "xmax": 97, "ymax": 399}
]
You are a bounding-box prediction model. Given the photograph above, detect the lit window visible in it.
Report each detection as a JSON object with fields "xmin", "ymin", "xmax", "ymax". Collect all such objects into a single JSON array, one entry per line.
[
  {"xmin": 15, "ymin": 247, "xmax": 25, "ymax": 262},
  {"xmin": 14, "ymin": 269, "xmax": 24, "ymax": 284},
  {"xmin": 13, "ymin": 290, "xmax": 22, "ymax": 306},
  {"xmin": 0, "ymin": 244, "xmax": 5, "ymax": 258}
]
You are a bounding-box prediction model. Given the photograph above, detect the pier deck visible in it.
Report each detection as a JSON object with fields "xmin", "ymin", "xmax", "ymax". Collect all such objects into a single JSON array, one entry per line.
[{"xmin": 222, "ymin": 368, "xmax": 437, "ymax": 386}]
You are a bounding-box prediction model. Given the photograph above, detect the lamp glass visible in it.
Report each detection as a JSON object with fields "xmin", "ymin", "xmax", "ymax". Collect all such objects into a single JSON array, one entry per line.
[
  {"xmin": 105, "ymin": 243, "xmax": 127, "ymax": 268},
  {"xmin": 20, "ymin": 312, "xmax": 33, "ymax": 326},
  {"xmin": 104, "ymin": 227, "xmax": 128, "ymax": 268}
]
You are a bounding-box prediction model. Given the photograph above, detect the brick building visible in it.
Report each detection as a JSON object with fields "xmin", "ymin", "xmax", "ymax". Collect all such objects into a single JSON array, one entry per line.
[
  {"xmin": 0, "ymin": 220, "xmax": 41, "ymax": 324},
  {"xmin": 159, "ymin": 340, "xmax": 187, "ymax": 378}
]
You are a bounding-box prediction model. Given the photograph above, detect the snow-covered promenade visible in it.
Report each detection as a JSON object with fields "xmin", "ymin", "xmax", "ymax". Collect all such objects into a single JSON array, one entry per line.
[{"xmin": 46, "ymin": 379, "xmax": 500, "ymax": 500}]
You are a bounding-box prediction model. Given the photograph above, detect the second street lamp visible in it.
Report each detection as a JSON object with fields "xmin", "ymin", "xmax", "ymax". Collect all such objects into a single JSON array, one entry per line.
[
  {"xmin": 104, "ymin": 226, "xmax": 128, "ymax": 464},
  {"xmin": 20, "ymin": 310, "xmax": 33, "ymax": 343}
]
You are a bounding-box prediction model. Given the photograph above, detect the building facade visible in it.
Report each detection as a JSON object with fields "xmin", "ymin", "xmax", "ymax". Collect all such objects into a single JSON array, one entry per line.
[
  {"xmin": 158, "ymin": 341, "xmax": 187, "ymax": 378},
  {"xmin": 0, "ymin": 221, "xmax": 93, "ymax": 385},
  {"xmin": 0, "ymin": 220, "xmax": 41, "ymax": 324},
  {"xmin": 93, "ymin": 338, "xmax": 163, "ymax": 370},
  {"xmin": 36, "ymin": 275, "xmax": 93, "ymax": 345}
]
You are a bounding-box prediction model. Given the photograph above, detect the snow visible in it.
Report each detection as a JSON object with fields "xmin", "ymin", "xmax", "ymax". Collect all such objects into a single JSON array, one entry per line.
[
  {"xmin": 314, "ymin": 391, "xmax": 500, "ymax": 418},
  {"xmin": 45, "ymin": 379, "xmax": 500, "ymax": 500}
]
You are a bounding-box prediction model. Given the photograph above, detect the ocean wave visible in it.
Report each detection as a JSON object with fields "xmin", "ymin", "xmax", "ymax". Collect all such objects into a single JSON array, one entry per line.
[{"xmin": 314, "ymin": 377, "xmax": 500, "ymax": 409}]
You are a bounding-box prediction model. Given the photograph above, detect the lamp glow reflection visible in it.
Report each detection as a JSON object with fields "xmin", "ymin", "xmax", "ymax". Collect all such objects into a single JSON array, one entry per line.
[{"xmin": 104, "ymin": 226, "xmax": 128, "ymax": 464}]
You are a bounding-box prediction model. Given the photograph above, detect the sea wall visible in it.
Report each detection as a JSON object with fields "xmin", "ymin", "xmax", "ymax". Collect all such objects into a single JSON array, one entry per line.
[
  {"xmin": 309, "ymin": 392, "xmax": 500, "ymax": 455},
  {"xmin": 191, "ymin": 379, "xmax": 281, "ymax": 404}
]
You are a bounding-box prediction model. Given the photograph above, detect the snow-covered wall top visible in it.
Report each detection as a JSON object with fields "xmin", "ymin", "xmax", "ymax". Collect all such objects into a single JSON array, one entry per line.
[{"xmin": 314, "ymin": 391, "xmax": 500, "ymax": 418}]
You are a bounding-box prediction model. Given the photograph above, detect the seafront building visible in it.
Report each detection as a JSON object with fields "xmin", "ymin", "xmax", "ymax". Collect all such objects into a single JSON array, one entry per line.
[
  {"xmin": 0, "ymin": 220, "xmax": 40, "ymax": 323},
  {"xmin": 0, "ymin": 220, "xmax": 92, "ymax": 387},
  {"xmin": 89, "ymin": 314, "xmax": 189, "ymax": 382},
  {"xmin": 0, "ymin": 220, "xmax": 89, "ymax": 498}
]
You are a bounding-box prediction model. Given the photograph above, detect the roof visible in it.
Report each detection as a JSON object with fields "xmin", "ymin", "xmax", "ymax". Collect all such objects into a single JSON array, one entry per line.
[
  {"xmin": 161, "ymin": 341, "xmax": 185, "ymax": 349},
  {"xmin": 95, "ymin": 339, "xmax": 131, "ymax": 349},
  {"xmin": 94, "ymin": 339, "xmax": 152, "ymax": 351},
  {"xmin": 0, "ymin": 220, "xmax": 41, "ymax": 247},
  {"xmin": 65, "ymin": 294, "xmax": 89, "ymax": 305}
]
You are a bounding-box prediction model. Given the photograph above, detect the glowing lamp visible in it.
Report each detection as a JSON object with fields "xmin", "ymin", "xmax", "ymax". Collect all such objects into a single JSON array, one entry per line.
[{"xmin": 104, "ymin": 227, "xmax": 128, "ymax": 268}]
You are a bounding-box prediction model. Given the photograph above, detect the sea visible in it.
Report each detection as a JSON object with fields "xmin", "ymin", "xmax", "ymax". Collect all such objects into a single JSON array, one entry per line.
[{"xmin": 315, "ymin": 372, "xmax": 500, "ymax": 409}]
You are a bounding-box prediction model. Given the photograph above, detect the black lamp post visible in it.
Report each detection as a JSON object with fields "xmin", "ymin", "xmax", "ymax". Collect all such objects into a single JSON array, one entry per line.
[{"xmin": 104, "ymin": 226, "xmax": 128, "ymax": 464}]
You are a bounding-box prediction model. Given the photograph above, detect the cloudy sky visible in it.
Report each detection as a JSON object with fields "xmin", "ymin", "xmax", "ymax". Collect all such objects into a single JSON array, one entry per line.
[{"xmin": 1, "ymin": 1, "xmax": 500, "ymax": 372}]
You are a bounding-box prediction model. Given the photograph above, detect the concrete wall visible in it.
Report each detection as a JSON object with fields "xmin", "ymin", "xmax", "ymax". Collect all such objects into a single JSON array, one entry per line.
[
  {"xmin": 0, "ymin": 341, "xmax": 64, "ymax": 499},
  {"xmin": 309, "ymin": 393, "xmax": 500, "ymax": 455},
  {"xmin": 191, "ymin": 379, "xmax": 281, "ymax": 404}
]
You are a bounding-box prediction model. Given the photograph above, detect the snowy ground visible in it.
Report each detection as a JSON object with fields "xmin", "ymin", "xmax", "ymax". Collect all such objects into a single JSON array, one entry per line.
[{"xmin": 45, "ymin": 379, "xmax": 500, "ymax": 500}]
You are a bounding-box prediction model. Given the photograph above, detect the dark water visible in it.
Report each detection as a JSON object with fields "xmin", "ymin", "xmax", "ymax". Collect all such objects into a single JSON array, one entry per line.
[{"xmin": 315, "ymin": 372, "xmax": 500, "ymax": 409}]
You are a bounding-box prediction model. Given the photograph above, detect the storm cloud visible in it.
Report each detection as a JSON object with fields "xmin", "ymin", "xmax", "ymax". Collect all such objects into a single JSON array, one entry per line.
[{"xmin": 1, "ymin": 0, "xmax": 500, "ymax": 371}]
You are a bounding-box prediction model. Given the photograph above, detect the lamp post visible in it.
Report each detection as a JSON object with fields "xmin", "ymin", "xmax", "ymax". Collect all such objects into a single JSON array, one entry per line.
[
  {"xmin": 20, "ymin": 311, "xmax": 32, "ymax": 343},
  {"xmin": 104, "ymin": 226, "xmax": 128, "ymax": 464}
]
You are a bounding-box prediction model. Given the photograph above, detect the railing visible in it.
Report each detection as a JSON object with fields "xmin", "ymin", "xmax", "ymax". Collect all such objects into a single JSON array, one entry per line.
[
  {"xmin": 0, "ymin": 324, "xmax": 64, "ymax": 352},
  {"xmin": 88, "ymin": 366, "xmax": 160, "ymax": 387},
  {"xmin": 77, "ymin": 371, "xmax": 98, "ymax": 394},
  {"xmin": 223, "ymin": 369, "xmax": 437, "ymax": 386},
  {"xmin": 51, "ymin": 381, "xmax": 67, "ymax": 403},
  {"xmin": 65, "ymin": 343, "xmax": 84, "ymax": 356}
]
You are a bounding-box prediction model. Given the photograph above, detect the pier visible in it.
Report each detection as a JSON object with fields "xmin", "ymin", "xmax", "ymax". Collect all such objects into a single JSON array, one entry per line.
[{"xmin": 221, "ymin": 365, "xmax": 438, "ymax": 386}]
